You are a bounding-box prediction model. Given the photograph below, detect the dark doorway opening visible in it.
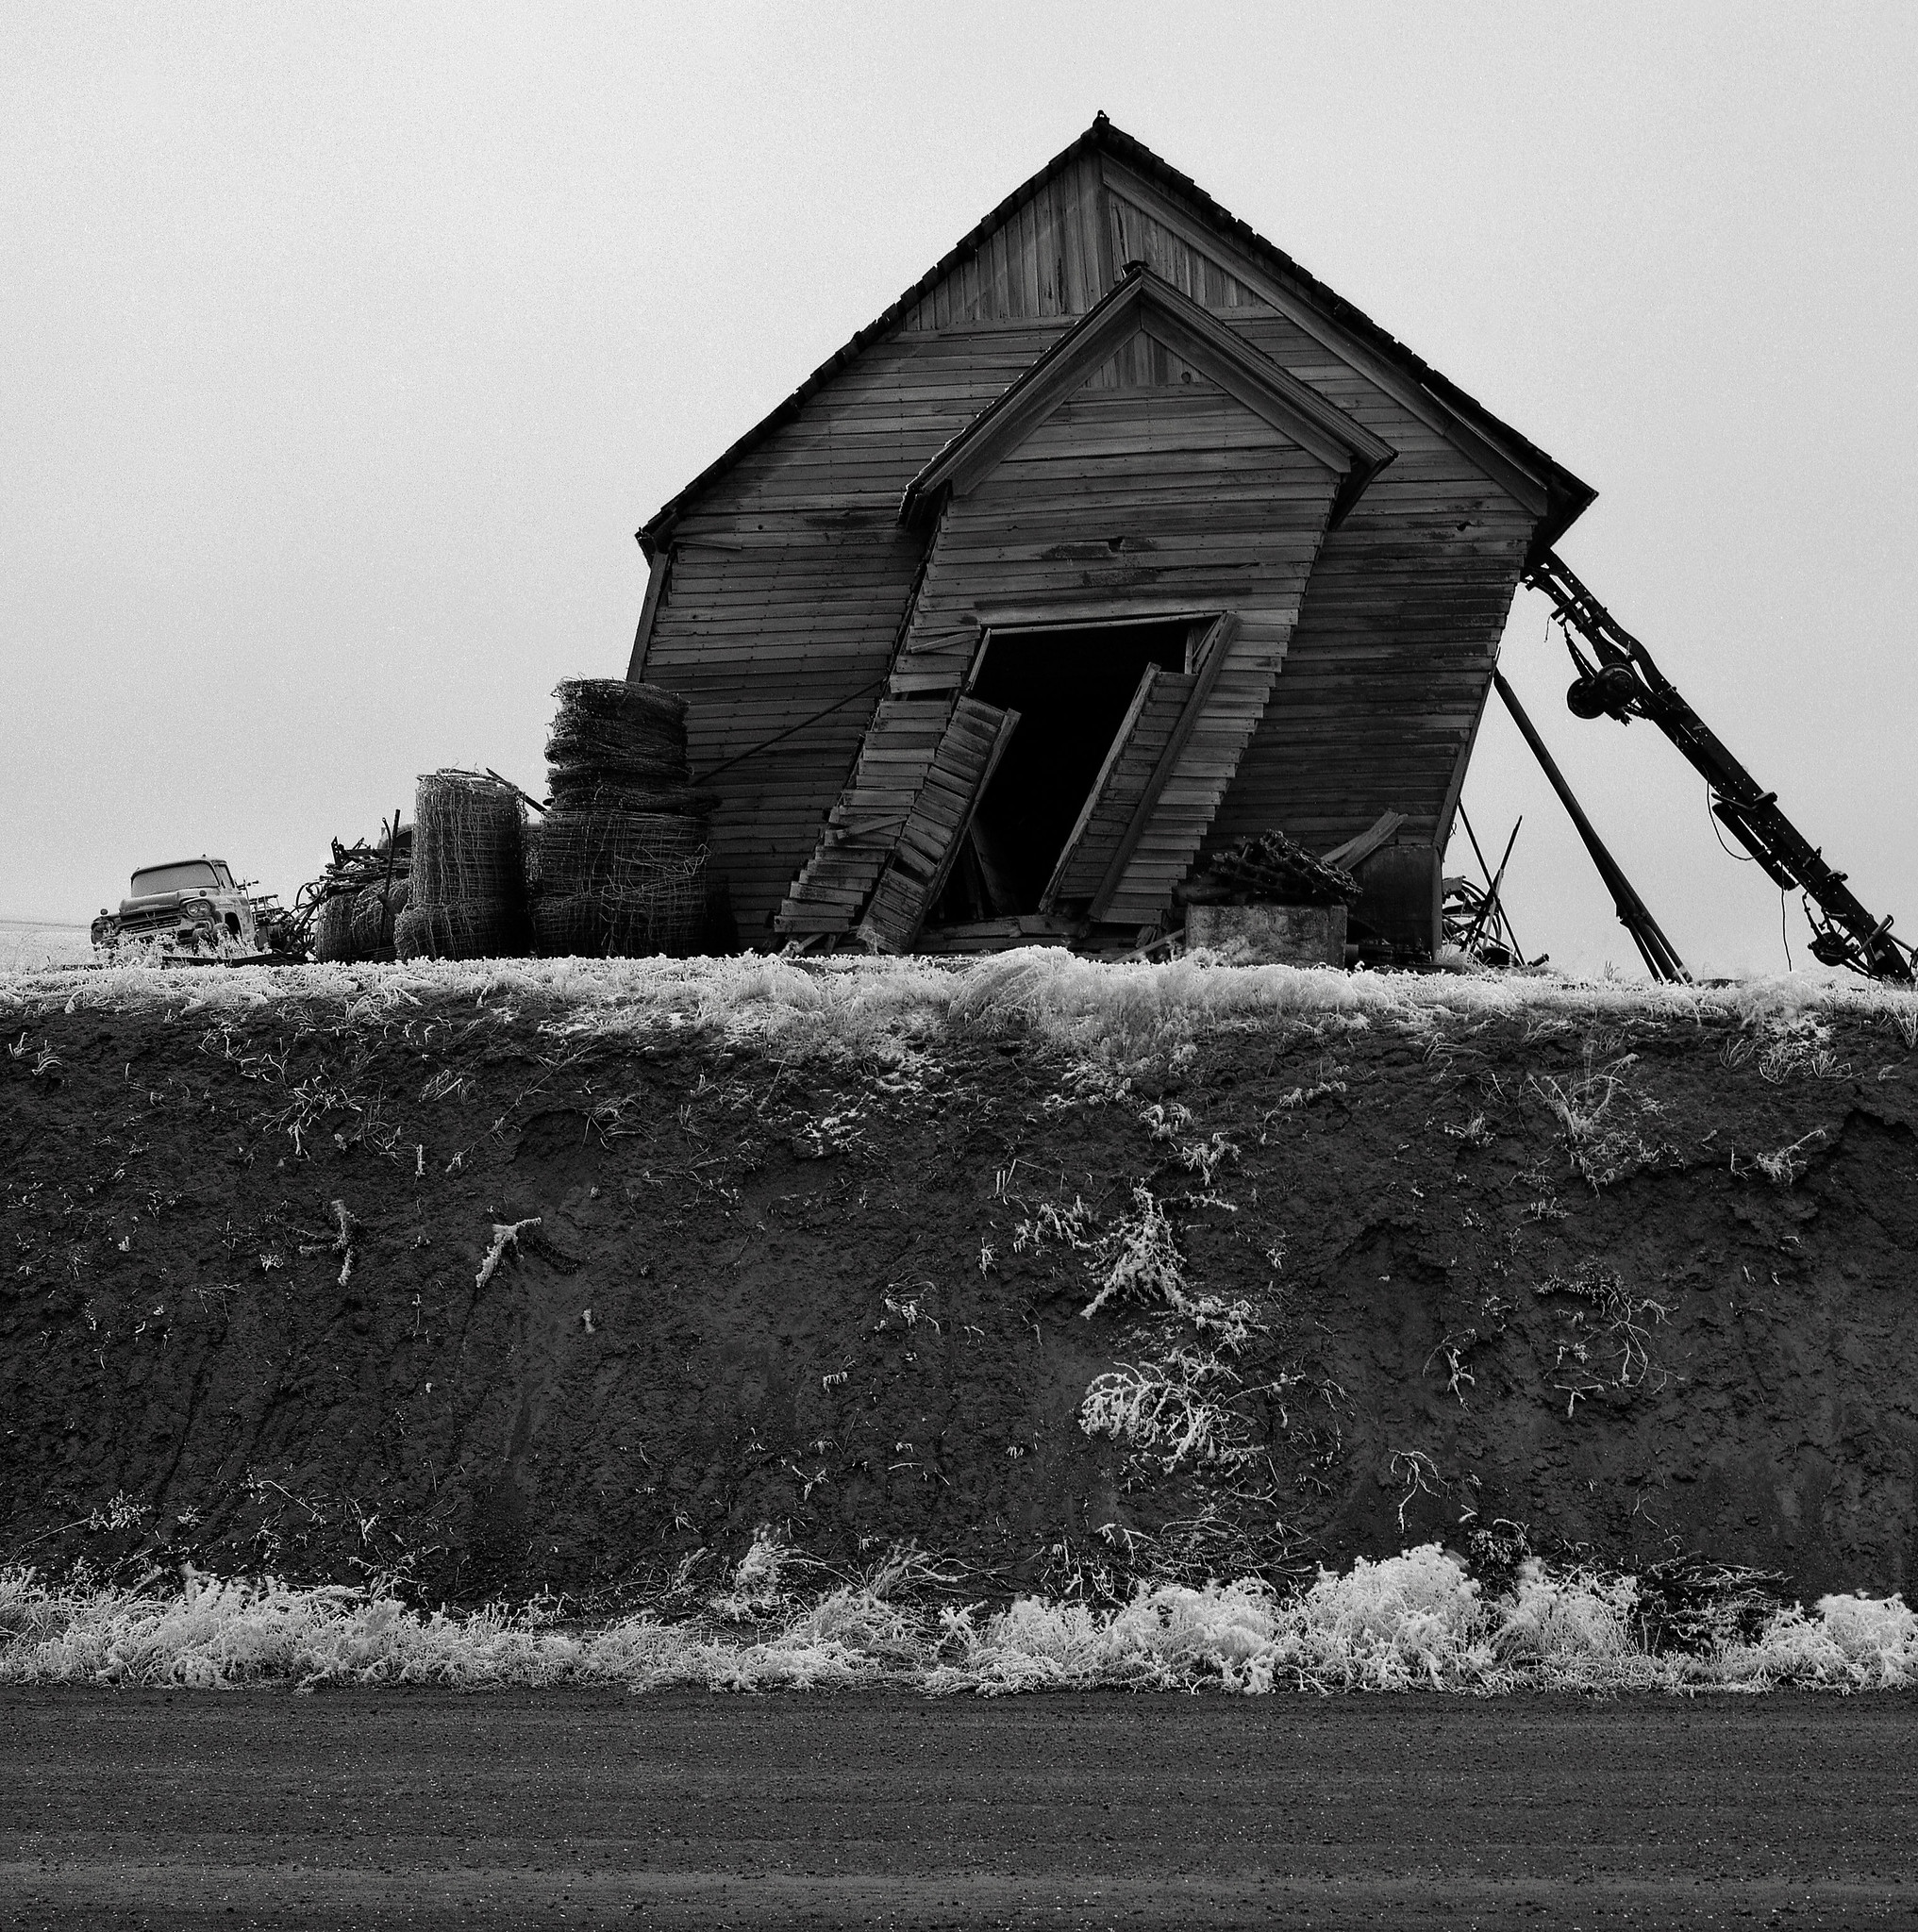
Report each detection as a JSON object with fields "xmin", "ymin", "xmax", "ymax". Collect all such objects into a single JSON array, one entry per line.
[{"xmin": 933, "ymin": 621, "xmax": 1191, "ymax": 922}]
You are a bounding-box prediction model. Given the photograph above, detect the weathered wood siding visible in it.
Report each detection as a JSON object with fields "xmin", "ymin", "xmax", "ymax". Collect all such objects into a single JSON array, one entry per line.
[
  {"xmin": 638, "ymin": 142, "xmax": 1555, "ymax": 941},
  {"xmin": 1095, "ymin": 158, "xmax": 1543, "ymax": 863},
  {"xmin": 892, "ymin": 377, "xmax": 1341, "ymax": 927}
]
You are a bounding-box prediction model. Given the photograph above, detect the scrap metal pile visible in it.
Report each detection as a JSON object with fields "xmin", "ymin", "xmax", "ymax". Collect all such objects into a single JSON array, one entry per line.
[
  {"xmin": 342, "ymin": 680, "xmax": 721, "ymax": 964},
  {"xmin": 298, "ymin": 824, "xmax": 411, "ymax": 964}
]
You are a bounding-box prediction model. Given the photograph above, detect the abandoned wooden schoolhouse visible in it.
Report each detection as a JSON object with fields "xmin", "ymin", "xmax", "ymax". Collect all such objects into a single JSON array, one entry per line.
[{"xmin": 627, "ymin": 116, "xmax": 1593, "ymax": 959}]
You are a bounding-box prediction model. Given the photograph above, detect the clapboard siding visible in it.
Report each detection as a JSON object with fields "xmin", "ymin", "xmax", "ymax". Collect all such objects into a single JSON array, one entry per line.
[
  {"xmin": 894, "ymin": 381, "xmax": 1340, "ymax": 929},
  {"xmin": 636, "ymin": 127, "xmax": 1577, "ymax": 944}
]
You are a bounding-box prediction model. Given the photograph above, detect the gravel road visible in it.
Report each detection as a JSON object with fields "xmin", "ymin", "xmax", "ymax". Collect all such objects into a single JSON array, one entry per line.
[{"xmin": 4, "ymin": 1690, "xmax": 1915, "ymax": 1927}]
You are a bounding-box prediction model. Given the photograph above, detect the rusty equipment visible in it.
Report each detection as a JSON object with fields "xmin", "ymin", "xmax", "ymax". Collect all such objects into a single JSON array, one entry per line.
[{"xmin": 1521, "ymin": 551, "xmax": 1913, "ymax": 984}]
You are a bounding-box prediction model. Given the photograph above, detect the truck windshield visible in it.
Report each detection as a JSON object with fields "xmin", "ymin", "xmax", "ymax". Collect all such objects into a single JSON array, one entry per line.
[{"xmin": 130, "ymin": 862, "xmax": 222, "ymax": 896}]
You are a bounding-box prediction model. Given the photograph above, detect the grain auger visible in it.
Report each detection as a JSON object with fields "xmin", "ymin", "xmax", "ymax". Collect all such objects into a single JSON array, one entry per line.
[{"xmin": 1515, "ymin": 550, "xmax": 1914, "ymax": 984}]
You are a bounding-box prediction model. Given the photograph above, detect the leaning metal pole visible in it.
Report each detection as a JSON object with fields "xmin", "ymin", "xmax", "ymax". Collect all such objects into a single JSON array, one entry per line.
[{"xmin": 1493, "ymin": 670, "xmax": 1689, "ymax": 983}]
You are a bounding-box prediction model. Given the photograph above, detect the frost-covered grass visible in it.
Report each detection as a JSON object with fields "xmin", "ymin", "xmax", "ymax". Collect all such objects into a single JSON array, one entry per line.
[
  {"xmin": 4, "ymin": 1545, "xmax": 1911, "ymax": 1695},
  {"xmin": 0, "ymin": 921, "xmax": 93, "ymax": 973},
  {"xmin": 5, "ymin": 947, "xmax": 1914, "ymax": 1074}
]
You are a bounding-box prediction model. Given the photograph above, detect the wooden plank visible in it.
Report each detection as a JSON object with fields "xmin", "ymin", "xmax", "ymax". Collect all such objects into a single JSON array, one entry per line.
[
  {"xmin": 625, "ymin": 549, "xmax": 673, "ymax": 681},
  {"xmin": 1320, "ymin": 810, "xmax": 1409, "ymax": 872},
  {"xmin": 859, "ymin": 702, "xmax": 1020, "ymax": 952}
]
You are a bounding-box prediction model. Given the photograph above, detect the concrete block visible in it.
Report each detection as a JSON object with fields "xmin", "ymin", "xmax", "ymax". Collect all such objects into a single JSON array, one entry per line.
[{"xmin": 1185, "ymin": 902, "xmax": 1346, "ymax": 966}]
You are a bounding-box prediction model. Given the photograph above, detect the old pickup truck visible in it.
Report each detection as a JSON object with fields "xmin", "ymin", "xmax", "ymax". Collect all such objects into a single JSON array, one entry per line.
[{"xmin": 92, "ymin": 858, "xmax": 298, "ymax": 962}]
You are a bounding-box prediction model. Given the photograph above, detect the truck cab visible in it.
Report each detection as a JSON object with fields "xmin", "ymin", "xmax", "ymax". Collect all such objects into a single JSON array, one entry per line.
[{"xmin": 92, "ymin": 858, "xmax": 266, "ymax": 959}]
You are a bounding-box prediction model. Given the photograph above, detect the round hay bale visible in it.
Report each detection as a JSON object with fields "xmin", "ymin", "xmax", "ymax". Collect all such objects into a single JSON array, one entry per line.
[
  {"xmin": 312, "ymin": 893, "xmax": 357, "ymax": 963},
  {"xmin": 350, "ymin": 878, "xmax": 413, "ymax": 958},
  {"xmin": 351, "ymin": 885, "xmax": 386, "ymax": 958}
]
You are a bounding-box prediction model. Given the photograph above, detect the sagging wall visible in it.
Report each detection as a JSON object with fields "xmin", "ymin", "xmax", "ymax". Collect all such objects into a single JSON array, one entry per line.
[{"xmin": 635, "ymin": 146, "xmax": 1557, "ymax": 944}]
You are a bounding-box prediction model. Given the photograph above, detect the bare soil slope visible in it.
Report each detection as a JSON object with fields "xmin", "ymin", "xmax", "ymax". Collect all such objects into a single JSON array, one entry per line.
[{"xmin": 3, "ymin": 958, "xmax": 1914, "ymax": 1605}]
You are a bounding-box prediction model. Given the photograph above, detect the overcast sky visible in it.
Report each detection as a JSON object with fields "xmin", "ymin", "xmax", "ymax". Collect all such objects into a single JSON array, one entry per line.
[{"xmin": 5, "ymin": 3, "xmax": 1914, "ymax": 975}]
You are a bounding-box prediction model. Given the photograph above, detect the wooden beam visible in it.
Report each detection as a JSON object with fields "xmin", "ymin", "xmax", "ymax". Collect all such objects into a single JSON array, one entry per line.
[
  {"xmin": 1321, "ymin": 809, "xmax": 1409, "ymax": 872},
  {"xmin": 626, "ymin": 548, "xmax": 672, "ymax": 681}
]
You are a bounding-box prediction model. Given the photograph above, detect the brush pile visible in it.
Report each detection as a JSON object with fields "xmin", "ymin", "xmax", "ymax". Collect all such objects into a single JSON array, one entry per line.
[
  {"xmin": 1182, "ymin": 829, "xmax": 1361, "ymax": 908},
  {"xmin": 528, "ymin": 680, "xmax": 714, "ymax": 958},
  {"xmin": 395, "ymin": 773, "xmax": 526, "ymax": 961},
  {"xmin": 299, "ymin": 830, "xmax": 412, "ymax": 964}
]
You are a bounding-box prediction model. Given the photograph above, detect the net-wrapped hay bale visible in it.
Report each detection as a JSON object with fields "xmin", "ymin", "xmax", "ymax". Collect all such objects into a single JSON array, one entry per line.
[
  {"xmin": 545, "ymin": 678, "xmax": 692, "ymax": 796},
  {"xmin": 411, "ymin": 771, "xmax": 527, "ymax": 958},
  {"xmin": 313, "ymin": 893, "xmax": 357, "ymax": 963}
]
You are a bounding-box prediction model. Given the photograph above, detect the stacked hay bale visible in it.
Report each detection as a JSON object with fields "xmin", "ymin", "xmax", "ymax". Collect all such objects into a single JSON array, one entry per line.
[
  {"xmin": 394, "ymin": 772, "xmax": 527, "ymax": 960},
  {"xmin": 528, "ymin": 679, "xmax": 714, "ymax": 958}
]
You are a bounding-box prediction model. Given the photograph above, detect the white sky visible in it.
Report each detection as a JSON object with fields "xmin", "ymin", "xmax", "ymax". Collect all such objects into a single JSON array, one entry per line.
[{"xmin": 5, "ymin": 3, "xmax": 1914, "ymax": 975}]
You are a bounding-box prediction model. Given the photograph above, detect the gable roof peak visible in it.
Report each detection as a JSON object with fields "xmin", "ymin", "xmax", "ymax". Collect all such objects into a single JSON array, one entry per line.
[
  {"xmin": 900, "ymin": 262, "xmax": 1395, "ymax": 528},
  {"xmin": 638, "ymin": 118, "xmax": 1593, "ymax": 558}
]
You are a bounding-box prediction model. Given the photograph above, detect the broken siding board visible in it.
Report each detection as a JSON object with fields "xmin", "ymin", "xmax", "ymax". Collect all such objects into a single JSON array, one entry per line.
[
  {"xmin": 775, "ymin": 694, "xmax": 958, "ymax": 933},
  {"xmin": 859, "ymin": 703, "xmax": 1021, "ymax": 952}
]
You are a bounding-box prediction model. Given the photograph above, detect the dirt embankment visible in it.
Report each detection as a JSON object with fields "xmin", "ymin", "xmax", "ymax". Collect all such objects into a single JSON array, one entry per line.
[{"xmin": 3, "ymin": 959, "xmax": 1914, "ymax": 1605}]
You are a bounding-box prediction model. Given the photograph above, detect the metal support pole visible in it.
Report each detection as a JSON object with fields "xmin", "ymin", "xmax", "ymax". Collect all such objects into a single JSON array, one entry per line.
[{"xmin": 1493, "ymin": 670, "xmax": 1688, "ymax": 983}]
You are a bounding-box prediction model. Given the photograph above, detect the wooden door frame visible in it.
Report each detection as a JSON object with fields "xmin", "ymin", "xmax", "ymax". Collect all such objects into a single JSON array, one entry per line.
[{"xmin": 960, "ymin": 608, "xmax": 1226, "ymax": 696}]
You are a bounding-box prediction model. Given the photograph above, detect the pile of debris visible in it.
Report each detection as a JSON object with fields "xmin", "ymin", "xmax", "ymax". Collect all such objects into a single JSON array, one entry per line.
[
  {"xmin": 1169, "ymin": 828, "xmax": 1365, "ymax": 968},
  {"xmin": 299, "ymin": 821, "xmax": 411, "ymax": 964},
  {"xmin": 1181, "ymin": 829, "xmax": 1362, "ymax": 908},
  {"xmin": 526, "ymin": 680, "xmax": 714, "ymax": 958}
]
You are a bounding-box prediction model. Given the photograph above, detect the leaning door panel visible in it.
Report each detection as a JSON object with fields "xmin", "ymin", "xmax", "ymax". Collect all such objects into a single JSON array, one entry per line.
[
  {"xmin": 1040, "ymin": 664, "xmax": 1196, "ymax": 911},
  {"xmin": 859, "ymin": 699, "xmax": 1021, "ymax": 952}
]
